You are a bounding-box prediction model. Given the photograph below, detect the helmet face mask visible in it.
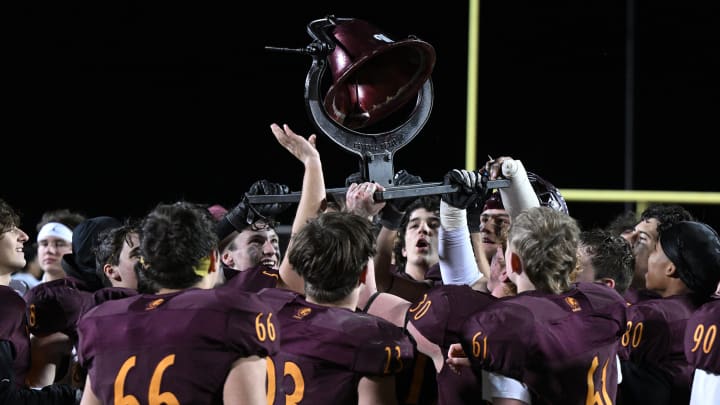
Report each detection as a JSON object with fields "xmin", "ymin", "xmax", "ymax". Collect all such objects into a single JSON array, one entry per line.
[
  {"xmin": 527, "ymin": 172, "xmax": 568, "ymax": 214},
  {"xmin": 536, "ymin": 191, "xmax": 568, "ymax": 213}
]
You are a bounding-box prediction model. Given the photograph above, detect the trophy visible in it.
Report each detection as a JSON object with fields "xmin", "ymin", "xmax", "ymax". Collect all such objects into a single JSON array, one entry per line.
[{"xmin": 250, "ymin": 15, "xmax": 508, "ymax": 205}]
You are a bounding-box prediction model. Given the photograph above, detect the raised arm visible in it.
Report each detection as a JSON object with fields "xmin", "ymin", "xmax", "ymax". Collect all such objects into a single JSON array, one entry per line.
[
  {"xmin": 484, "ymin": 157, "xmax": 539, "ymax": 219},
  {"xmin": 270, "ymin": 123, "xmax": 324, "ymax": 294},
  {"xmin": 438, "ymin": 169, "xmax": 484, "ymax": 286}
]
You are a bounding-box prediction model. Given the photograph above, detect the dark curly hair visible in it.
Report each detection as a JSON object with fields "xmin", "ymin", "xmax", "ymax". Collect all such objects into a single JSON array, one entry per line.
[
  {"xmin": 640, "ymin": 204, "xmax": 695, "ymax": 234},
  {"xmin": 0, "ymin": 198, "xmax": 21, "ymax": 235},
  {"xmin": 137, "ymin": 201, "xmax": 218, "ymax": 292}
]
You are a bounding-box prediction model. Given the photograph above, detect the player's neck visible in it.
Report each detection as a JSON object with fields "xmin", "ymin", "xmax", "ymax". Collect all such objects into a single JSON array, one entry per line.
[
  {"xmin": 42, "ymin": 271, "xmax": 65, "ymax": 283},
  {"xmin": 157, "ymin": 288, "xmax": 183, "ymax": 294},
  {"xmin": 514, "ymin": 275, "xmax": 536, "ymax": 294},
  {"xmin": 405, "ymin": 263, "xmax": 427, "ymax": 281},
  {"xmin": 656, "ymin": 279, "xmax": 691, "ymax": 298},
  {"xmin": 306, "ymin": 288, "xmax": 359, "ymax": 311},
  {"xmin": 0, "ymin": 273, "xmax": 9, "ymax": 286},
  {"xmin": 156, "ymin": 277, "xmax": 214, "ymax": 295}
]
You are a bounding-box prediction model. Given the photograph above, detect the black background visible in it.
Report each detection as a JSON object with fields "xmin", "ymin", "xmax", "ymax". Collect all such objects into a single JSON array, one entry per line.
[{"xmin": 7, "ymin": 1, "xmax": 719, "ymax": 236}]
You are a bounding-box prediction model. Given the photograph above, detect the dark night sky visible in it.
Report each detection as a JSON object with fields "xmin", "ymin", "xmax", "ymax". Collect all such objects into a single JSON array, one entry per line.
[{"xmin": 7, "ymin": 1, "xmax": 720, "ymax": 235}]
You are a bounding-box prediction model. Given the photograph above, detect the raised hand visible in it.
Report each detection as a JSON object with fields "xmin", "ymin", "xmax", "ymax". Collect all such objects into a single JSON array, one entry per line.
[
  {"xmin": 483, "ymin": 155, "xmax": 514, "ymax": 180},
  {"xmin": 442, "ymin": 169, "xmax": 483, "ymax": 209},
  {"xmin": 346, "ymin": 182, "xmax": 386, "ymax": 219},
  {"xmin": 270, "ymin": 123, "xmax": 319, "ymax": 166}
]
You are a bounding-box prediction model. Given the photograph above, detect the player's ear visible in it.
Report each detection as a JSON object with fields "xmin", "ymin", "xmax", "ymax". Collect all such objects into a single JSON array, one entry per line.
[
  {"xmin": 359, "ymin": 267, "xmax": 368, "ymax": 285},
  {"xmin": 665, "ymin": 261, "xmax": 678, "ymax": 278},
  {"xmin": 509, "ymin": 252, "xmax": 522, "ymax": 274},
  {"xmin": 598, "ymin": 277, "xmax": 615, "ymax": 290},
  {"xmin": 208, "ymin": 250, "xmax": 218, "ymax": 274},
  {"xmin": 104, "ymin": 264, "xmax": 120, "ymax": 281},
  {"xmin": 221, "ymin": 250, "xmax": 234, "ymax": 268}
]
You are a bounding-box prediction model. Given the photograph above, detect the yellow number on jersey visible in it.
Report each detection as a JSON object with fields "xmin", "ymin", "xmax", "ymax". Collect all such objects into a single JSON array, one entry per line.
[
  {"xmin": 621, "ymin": 321, "xmax": 643, "ymax": 348},
  {"xmin": 266, "ymin": 357, "xmax": 305, "ymax": 405},
  {"xmin": 691, "ymin": 323, "xmax": 718, "ymax": 354},
  {"xmin": 114, "ymin": 354, "xmax": 179, "ymax": 405},
  {"xmin": 408, "ymin": 294, "xmax": 432, "ymax": 321},
  {"xmin": 255, "ymin": 312, "xmax": 277, "ymax": 342},
  {"xmin": 585, "ymin": 355, "xmax": 612, "ymax": 405}
]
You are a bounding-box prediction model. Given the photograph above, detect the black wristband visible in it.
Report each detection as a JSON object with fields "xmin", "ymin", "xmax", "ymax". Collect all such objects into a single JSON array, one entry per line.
[
  {"xmin": 215, "ymin": 199, "xmax": 249, "ymax": 241},
  {"xmin": 226, "ymin": 200, "xmax": 250, "ymax": 230},
  {"xmin": 467, "ymin": 210, "xmax": 481, "ymax": 233},
  {"xmin": 378, "ymin": 204, "xmax": 404, "ymax": 231}
]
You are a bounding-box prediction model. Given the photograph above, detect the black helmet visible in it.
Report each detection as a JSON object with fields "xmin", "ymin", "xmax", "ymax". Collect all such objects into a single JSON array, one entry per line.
[{"xmin": 527, "ymin": 172, "xmax": 568, "ymax": 214}]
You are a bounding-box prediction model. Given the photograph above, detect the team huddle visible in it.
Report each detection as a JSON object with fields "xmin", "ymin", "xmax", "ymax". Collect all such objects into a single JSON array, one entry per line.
[{"xmin": 1, "ymin": 124, "xmax": 719, "ymax": 404}]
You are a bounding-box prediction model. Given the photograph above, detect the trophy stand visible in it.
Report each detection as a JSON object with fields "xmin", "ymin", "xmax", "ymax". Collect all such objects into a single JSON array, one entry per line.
[{"xmin": 249, "ymin": 16, "xmax": 508, "ymax": 205}]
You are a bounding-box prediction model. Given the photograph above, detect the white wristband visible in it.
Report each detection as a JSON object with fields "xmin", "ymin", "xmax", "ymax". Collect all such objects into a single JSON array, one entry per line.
[{"xmin": 440, "ymin": 200, "xmax": 467, "ymax": 231}]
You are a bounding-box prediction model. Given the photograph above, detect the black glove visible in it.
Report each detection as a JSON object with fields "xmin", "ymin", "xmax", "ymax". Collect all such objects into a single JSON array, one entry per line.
[
  {"xmin": 389, "ymin": 170, "xmax": 423, "ymax": 212},
  {"xmin": 216, "ymin": 180, "xmax": 290, "ymax": 241},
  {"xmin": 378, "ymin": 170, "xmax": 423, "ymax": 230},
  {"xmin": 466, "ymin": 169, "xmax": 491, "ymax": 233},
  {"xmin": 246, "ymin": 180, "xmax": 291, "ymax": 220},
  {"xmin": 442, "ymin": 169, "xmax": 482, "ymax": 210}
]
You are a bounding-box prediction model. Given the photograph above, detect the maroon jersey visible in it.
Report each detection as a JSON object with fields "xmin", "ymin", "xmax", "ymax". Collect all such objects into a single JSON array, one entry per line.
[
  {"xmin": 408, "ymin": 284, "xmax": 497, "ymax": 404},
  {"xmin": 423, "ymin": 263, "xmax": 442, "ymax": 284},
  {"xmin": 77, "ymin": 287, "xmax": 279, "ymax": 404},
  {"xmin": 622, "ymin": 286, "xmax": 661, "ymax": 305},
  {"xmin": 460, "ymin": 282, "xmax": 627, "ymax": 405},
  {"xmin": 685, "ymin": 298, "xmax": 720, "ymax": 373},
  {"xmin": 222, "ymin": 263, "xmax": 244, "ymax": 282},
  {"xmin": 24, "ymin": 278, "xmax": 136, "ymax": 346},
  {"xmin": 619, "ymin": 294, "xmax": 698, "ymax": 403},
  {"xmin": 393, "ymin": 352, "xmax": 437, "ymax": 405},
  {"xmin": 258, "ymin": 288, "xmax": 414, "ymax": 405},
  {"xmin": 363, "ymin": 291, "xmax": 438, "ymax": 405},
  {"xmin": 223, "ymin": 264, "xmax": 280, "ymax": 292},
  {"xmin": 0, "ymin": 285, "xmax": 31, "ymax": 387},
  {"xmin": 393, "ymin": 263, "xmax": 443, "ymax": 286},
  {"xmin": 92, "ymin": 287, "xmax": 137, "ymax": 306}
]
